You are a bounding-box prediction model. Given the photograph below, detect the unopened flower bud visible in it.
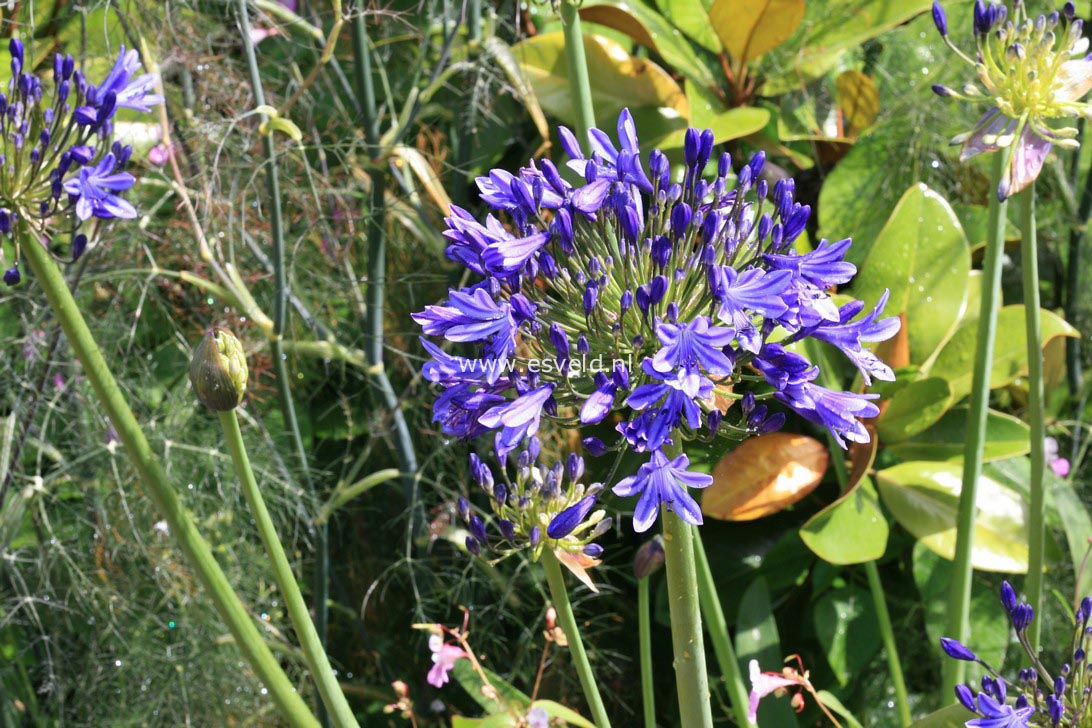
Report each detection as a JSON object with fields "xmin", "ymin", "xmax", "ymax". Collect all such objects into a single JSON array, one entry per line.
[
  {"xmin": 189, "ymin": 328, "xmax": 248, "ymax": 411},
  {"xmin": 633, "ymin": 535, "xmax": 665, "ymax": 579}
]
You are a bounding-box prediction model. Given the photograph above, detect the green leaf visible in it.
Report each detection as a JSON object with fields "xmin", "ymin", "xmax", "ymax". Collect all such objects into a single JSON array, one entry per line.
[
  {"xmin": 886, "ymin": 407, "xmax": 1031, "ymax": 463},
  {"xmin": 912, "ymin": 542, "xmax": 1010, "ymax": 670},
  {"xmin": 800, "ymin": 478, "xmax": 889, "ymax": 565},
  {"xmin": 875, "ymin": 376, "xmax": 953, "ymax": 443},
  {"xmin": 513, "ymin": 32, "xmax": 688, "ymax": 134},
  {"xmin": 530, "ymin": 700, "xmax": 596, "ymax": 727},
  {"xmin": 851, "ymin": 184, "xmax": 971, "ymax": 365},
  {"xmin": 579, "ymin": 0, "xmax": 718, "ymax": 88},
  {"xmin": 735, "ymin": 578, "xmax": 799, "ymax": 727},
  {"xmin": 656, "ymin": 82, "xmax": 771, "ymax": 149},
  {"xmin": 815, "ymin": 691, "xmax": 864, "ymax": 728},
  {"xmin": 654, "ymin": 0, "xmax": 722, "ymax": 53},
  {"xmin": 759, "ymin": 0, "xmax": 933, "ymax": 95},
  {"xmin": 928, "ymin": 305, "xmax": 1080, "ymax": 401},
  {"xmin": 451, "ymin": 660, "xmax": 531, "ymax": 714},
  {"xmin": 813, "ymin": 585, "xmax": 880, "ymax": 686},
  {"xmin": 708, "ymin": 0, "xmax": 805, "ymax": 65},
  {"xmin": 912, "ymin": 704, "xmax": 977, "ymax": 727},
  {"xmin": 876, "ymin": 461, "xmax": 1028, "ymax": 572}
]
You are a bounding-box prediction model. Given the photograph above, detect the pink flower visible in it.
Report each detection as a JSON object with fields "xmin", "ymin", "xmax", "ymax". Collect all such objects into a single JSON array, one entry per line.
[
  {"xmin": 426, "ymin": 634, "xmax": 467, "ymax": 688},
  {"xmin": 747, "ymin": 659, "xmax": 798, "ymax": 723}
]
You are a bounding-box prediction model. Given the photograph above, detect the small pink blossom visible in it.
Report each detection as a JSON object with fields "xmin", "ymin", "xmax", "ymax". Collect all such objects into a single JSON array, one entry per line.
[
  {"xmin": 747, "ymin": 659, "xmax": 798, "ymax": 723},
  {"xmin": 426, "ymin": 634, "xmax": 467, "ymax": 688}
]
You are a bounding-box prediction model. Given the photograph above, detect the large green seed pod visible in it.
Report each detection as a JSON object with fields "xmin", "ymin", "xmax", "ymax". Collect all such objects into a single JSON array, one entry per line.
[{"xmin": 189, "ymin": 327, "xmax": 248, "ymax": 411}]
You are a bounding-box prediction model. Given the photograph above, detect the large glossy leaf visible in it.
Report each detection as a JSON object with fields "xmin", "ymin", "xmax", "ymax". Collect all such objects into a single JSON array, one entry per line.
[
  {"xmin": 875, "ymin": 376, "xmax": 952, "ymax": 443},
  {"xmin": 913, "ymin": 704, "xmax": 977, "ymax": 727},
  {"xmin": 928, "ymin": 305, "xmax": 1080, "ymax": 401},
  {"xmin": 734, "ymin": 578, "xmax": 799, "ymax": 727},
  {"xmin": 852, "ymin": 184, "xmax": 971, "ymax": 366},
  {"xmin": 876, "ymin": 461, "xmax": 1029, "ymax": 572},
  {"xmin": 708, "ymin": 0, "xmax": 805, "ymax": 65},
  {"xmin": 886, "ymin": 407, "xmax": 1031, "ymax": 463},
  {"xmin": 703, "ymin": 433, "xmax": 828, "ymax": 521},
  {"xmin": 813, "ymin": 585, "xmax": 879, "ymax": 686},
  {"xmin": 912, "ymin": 543, "xmax": 1011, "ymax": 672},
  {"xmin": 800, "ymin": 478, "xmax": 888, "ymax": 565},
  {"xmin": 654, "ymin": 0, "xmax": 721, "ymax": 53},
  {"xmin": 513, "ymin": 32, "xmax": 688, "ymax": 132},
  {"xmin": 760, "ymin": 0, "xmax": 933, "ymax": 95},
  {"xmin": 579, "ymin": 0, "xmax": 718, "ymax": 88},
  {"xmin": 658, "ymin": 81, "xmax": 770, "ymax": 150}
]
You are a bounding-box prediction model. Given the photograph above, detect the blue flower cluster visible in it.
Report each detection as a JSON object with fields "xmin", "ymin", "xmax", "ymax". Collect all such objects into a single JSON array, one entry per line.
[
  {"xmin": 0, "ymin": 41, "xmax": 161, "ymax": 285},
  {"xmin": 457, "ymin": 441, "xmax": 610, "ymax": 560},
  {"xmin": 942, "ymin": 581, "xmax": 1092, "ymax": 727},
  {"xmin": 415, "ymin": 109, "xmax": 898, "ymax": 534}
]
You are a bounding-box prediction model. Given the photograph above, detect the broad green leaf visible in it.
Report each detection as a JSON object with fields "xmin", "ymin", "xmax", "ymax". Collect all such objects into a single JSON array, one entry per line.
[
  {"xmin": 734, "ymin": 577, "xmax": 799, "ymax": 727},
  {"xmin": 876, "ymin": 461, "xmax": 1028, "ymax": 572},
  {"xmin": 451, "ymin": 715, "xmax": 518, "ymax": 728},
  {"xmin": 852, "ymin": 184, "xmax": 971, "ymax": 366},
  {"xmin": 928, "ymin": 305, "xmax": 1080, "ymax": 401},
  {"xmin": 800, "ymin": 479, "xmax": 888, "ymax": 565},
  {"xmin": 513, "ymin": 32, "xmax": 688, "ymax": 132},
  {"xmin": 759, "ymin": 0, "xmax": 933, "ymax": 95},
  {"xmin": 835, "ymin": 70, "xmax": 878, "ymax": 135},
  {"xmin": 655, "ymin": 81, "xmax": 770, "ymax": 150},
  {"xmin": 579, "ymin": 0, "xmax": 718, "ymax": 88},
  {"xmin": 912, "ymin": 542, "xmax": 1010, "ymax": 669},
  {"xmin": 654, "ymin": 0, "xmax": 721, "ymax": 53},
  {"xmin": 451, "ymin": 660, "xmax": 530, "ymax": 714},
  {"xmin": 875, "ymin": 376, "xmax": 953, "ymax": 443},
  {"xmin": 813, "ymin": 585, "xmax": 880, "ymax": 686},
  {"xmin": 886, "ymin": 407, "xmax": 1031, "ymax": 463},
  {"xmin": 709, "ymin": 0, "xmax": 805, "ymax": 66},
  {"xmin": 530, "ymin": 701, "xmax": 596, "ymax": 727},
  {"xmin": 913, "ymin": 704, "xmax": 977, "ymax": 727}
]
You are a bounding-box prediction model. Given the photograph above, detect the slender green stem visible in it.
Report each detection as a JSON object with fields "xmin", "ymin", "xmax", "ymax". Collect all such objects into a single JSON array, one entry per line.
[
  {"xmin": 1020, "ymin": 184, "xmax": 1046, "ymax": 651},
  {"xmin": 235, "ymin": 6, "xmax": 329, "ymax": 719},
  {"xmin": 1065, "ymin": 157, "xmax": 1092, "ymax": 464},
  {"xmin": 218, "ymin": 409, "xmax": 360, "ymax": 728},
  {"xmin": 944, "ymin": 151, "xmax": 1009, "ymax": 695},
  {"xmin": 693, "ymin": 529, "xmax": 751, "ymax": 726},
  {"xmin": 540, "ymin": 550, "xmax": 612, "ymax": 728},
  {"xmin": 658, "ymin": 440, "xmax": 712, "ymax": 728},
  {"xmin": 803, "ymin": 338, "xmax": 911, "ymax": 723},
  {"xmin": 864, "ymin": 562, "xmax": 911, "ymax": 727},
  {"xmin": 558, "ymin": 0, "xmax": 596, "ymax": 140},
  {"xmin": 638, "ymin": 577, "xmax": 656, "ymax": 728},
  {"xmin": 21, "ymin": 237, "xmax": 319, "ymax": 727}
]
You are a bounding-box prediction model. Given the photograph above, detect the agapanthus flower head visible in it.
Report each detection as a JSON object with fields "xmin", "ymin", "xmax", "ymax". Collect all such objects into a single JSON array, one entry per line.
[
  {"xmin": 932, "ymin": 1, "xmax": 1092, "ymax": 199},
  {"xmin": 456, "ymin": 442, "xmax": 611, "ymax": 563},
  {"xmin": 417, "ymin": 108, "xmax": 897, "ymax": 533},
  {"xmin": 941, "ymin": 581, "xmax": 1092, "ymax": 726},
  {"xmin": 0, "ymin": 40, "xmax": 159, "ymax": 274}
]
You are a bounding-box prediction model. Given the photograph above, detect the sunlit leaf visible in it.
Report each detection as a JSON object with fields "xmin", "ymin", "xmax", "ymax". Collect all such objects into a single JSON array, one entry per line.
[
  {"xmin": 851, "ymin": 184, "xmax": 971, "ymax": 366},
  {"xmin": 513, "ymin": 32, "xmax": 688, "ymax": 135},
  {"xmin": 928, "ymin": 305, "xmax": 1080, "ymax": 401},
  {"xmin": 835, "ymin": 70, "xmax": 878, "ymax": 136},
  {"xmin": 703, "ymin": 433, "xmax": 829, "ymax": 521},
  {"xmin": 800, "ymin": 478, "xmax": 888, "ymax": 565},
  {"xmin": 655, "ymin": 81, "xmax": 771, "ymax": 149},
  {"xmin": 709, "ymin": 0, "xmax": 805, "ymax": 65},
  {"xmin": 530, "ymin": 700, "xmax": 596, "ymax": 727},
  {"xmin": 876, "ymin": 461, "xmax": 1028, "ymax": 572},
  {"xmin": 886, "ymin": 407, "xmax": 1030, "ymax": 463},
  {"xmin": 654, "ymin": 0, "xmax": 722, "ymax": 53},
  {"xmin": 875, "ymin": 377, "xmax": 952, "ymax": 443}
]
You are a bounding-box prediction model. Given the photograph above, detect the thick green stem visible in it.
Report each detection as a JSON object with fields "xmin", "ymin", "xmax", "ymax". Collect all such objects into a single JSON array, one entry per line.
[
  {"xmin": 944, "ymin": 151, "xmax": 1009, "ymax": 695},
  {"xmin": 1020, "ymin": 184, "xmax": 1046, "ymax": 651},
  {"xmin": 693, "ymin": 529, "xmax": 751, "ymax": 726},
  {"xmin": 218, "ymin": 410, "xmax": 359, "ymax": 728},
  {"xmin": 661, "ymin": 486, "xmax": 712, "ymax": 728},
  {"xmin": 864, "ymin": 562, "xmax": 911, "ymax": 727},
  {"xmin": 540, "ymin": 550, "xmax": 612, "ymax": 728},
  {"xmin": 638, "ymin": 577, "xmax": 655, "ymax": 728},
  {"xmin": 21, "ymin": 238, "xmax": 319, "ymax": 727},
  {"xmin": 558, "ymin": 0, "xmax": 596, "ymax": 140}
]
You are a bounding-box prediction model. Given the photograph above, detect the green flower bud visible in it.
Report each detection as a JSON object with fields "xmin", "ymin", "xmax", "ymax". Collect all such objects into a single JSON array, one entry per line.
[{"xmin": 189, "ymin": 327, "xmax": 248, "ymax": 411}]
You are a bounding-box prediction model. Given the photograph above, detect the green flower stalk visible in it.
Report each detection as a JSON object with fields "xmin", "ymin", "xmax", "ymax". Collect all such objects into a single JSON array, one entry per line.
[{"xmin": 192, "ymin": 329, "xmax": 360, "ymax": 727}]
